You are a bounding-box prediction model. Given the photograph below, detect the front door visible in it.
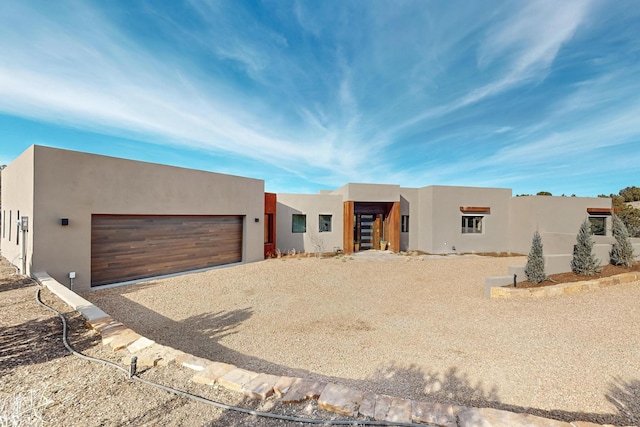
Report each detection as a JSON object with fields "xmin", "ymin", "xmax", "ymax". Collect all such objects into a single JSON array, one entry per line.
[{"xmin": 355, "ymin": 214, "xmax": 383, "ymax": 250}]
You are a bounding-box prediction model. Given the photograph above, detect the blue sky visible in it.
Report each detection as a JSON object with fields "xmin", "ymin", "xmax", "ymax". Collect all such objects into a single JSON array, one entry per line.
[{"xmin": 1, "ymin": 1, "xmax": 639, "ymax": 196}]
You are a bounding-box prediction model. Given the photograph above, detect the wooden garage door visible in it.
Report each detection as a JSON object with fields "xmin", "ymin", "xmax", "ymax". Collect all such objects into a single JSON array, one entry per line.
[{"xmin": 91, "ymin": 215, "xmax": 243, "ymax": 287}]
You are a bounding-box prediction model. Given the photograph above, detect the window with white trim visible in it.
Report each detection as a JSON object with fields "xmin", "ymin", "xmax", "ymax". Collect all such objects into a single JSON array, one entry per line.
[
  {"xmin": 462, "ymin": 215, "xmax": 483, "ymax": 234},
  {"xmin": 319, "ymin": 214, "xmax": 332, "ymax": 232},
  {"xmin": 292, "ymin": 214, "xmax": 306, "ymax": 233}
]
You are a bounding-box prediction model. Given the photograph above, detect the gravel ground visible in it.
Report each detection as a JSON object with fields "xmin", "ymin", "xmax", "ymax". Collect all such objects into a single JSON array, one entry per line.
[
  {"xmin": 0, "ymin": 258, "xmax": 352, "ymax": 426},
  {"xmin": 83, "ymin": 253, "xmax": 640, "ymax": 425}
]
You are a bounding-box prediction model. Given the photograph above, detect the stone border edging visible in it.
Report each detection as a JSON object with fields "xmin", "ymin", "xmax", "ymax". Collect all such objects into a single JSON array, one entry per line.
[
  {"xmin": 490, "ymin": 272, "xmax": 640, "ymax": 299},
  {"xmin": 36, "ymin": 272, "xmax": 632, "ymax": 427}
]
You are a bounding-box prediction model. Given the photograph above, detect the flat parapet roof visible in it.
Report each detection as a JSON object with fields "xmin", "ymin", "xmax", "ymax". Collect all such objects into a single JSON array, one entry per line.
[{"xmin": 331, "ymin": 183, "xmax": 400, "ymax": 202}]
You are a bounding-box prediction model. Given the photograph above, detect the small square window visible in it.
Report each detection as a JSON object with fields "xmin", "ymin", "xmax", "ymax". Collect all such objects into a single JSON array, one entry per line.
[
  {"xmin": 292, "ymin": 214, "xmax": 306, "ymax": 233},
  {"xmin": 589, "ymin": 216, "xmax": 606, "ymax": 236},
  {"xmin": 462, "ymin": 216, "xmax": 483, "ymax": 234},
  {"xmin": 401, "ymin": 215, "xmax": 409, "ymax": 233},
  {"xmin": 319, "ymin": 214, "xmax": 332, "ymax": 232}
]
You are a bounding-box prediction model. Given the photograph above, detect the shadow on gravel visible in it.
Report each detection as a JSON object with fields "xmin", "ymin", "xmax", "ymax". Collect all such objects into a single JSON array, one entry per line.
[
  {"xmin": 0, "ymin": 307, "xmax": 97, "ymax": 374},
  {"xmin": 114, "ymin": 396, "xmax": 189, "ymax": 427},
  {"xmin": 606, "ymin": 377, "xmax": 640, "ymax": 425},
  {"xmin": 0, "ymin": 276, "xmax": 36, "ymax": 294},
  {"xmin": 364, "ymin": 363, "xmax": 638, "ymax": 426},
  {"xmin": 86, "ymin": 283, "xmax": 326, "ymax": 379}
]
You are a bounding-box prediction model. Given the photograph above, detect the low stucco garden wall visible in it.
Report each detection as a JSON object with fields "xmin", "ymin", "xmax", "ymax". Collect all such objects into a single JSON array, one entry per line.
[{"xmin": 490, "ymin": 272, "xmax": 640, "ymax": 299}]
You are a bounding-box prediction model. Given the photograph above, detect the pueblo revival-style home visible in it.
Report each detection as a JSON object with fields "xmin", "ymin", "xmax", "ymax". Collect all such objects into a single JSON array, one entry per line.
[{"xmin": 2, "ymin": 145, "xmax": 633, "ymax": 292}]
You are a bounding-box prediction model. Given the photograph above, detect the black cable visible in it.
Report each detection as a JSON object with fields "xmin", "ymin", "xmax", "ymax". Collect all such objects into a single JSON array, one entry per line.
[{"xmin": 35, "ymin": 286, "xmax": 439, "ymax": 427}]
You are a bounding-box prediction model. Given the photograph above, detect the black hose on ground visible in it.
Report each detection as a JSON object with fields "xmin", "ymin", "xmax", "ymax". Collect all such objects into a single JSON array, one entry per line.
[{"xmin": 34, "ymin": 285, "xmax": 437, "ymax": 427}]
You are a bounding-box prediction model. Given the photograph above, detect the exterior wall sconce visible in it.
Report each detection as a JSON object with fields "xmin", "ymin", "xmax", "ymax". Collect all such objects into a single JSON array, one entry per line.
[
  {"xmin": 61, "ymin": 218, "xmax": 69, "ymax": 226},
  {"xmin": 254, "ymin": 217, "xmax": 260, "ymax": 222}
]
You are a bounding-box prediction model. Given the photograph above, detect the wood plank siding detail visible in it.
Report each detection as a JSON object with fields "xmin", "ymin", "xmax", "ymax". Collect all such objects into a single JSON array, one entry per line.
[
  {"xmin": 586, "ymin": 207, "xmax": 614, "ymax": 215},
  {"xmin": 460, "ymin": 206, "xmax": 491, "ymax": 213},
  {"xmin": 91, "ymin": 215, "xmax": 243, "ymax": 287}
]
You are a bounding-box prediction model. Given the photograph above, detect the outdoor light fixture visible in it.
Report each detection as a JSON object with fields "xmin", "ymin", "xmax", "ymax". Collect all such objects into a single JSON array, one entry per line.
[
  {"xmin": 255, "ymin": 217, "xmax": 260, "ymax": 222},
  {"xmin": 61, "ymin": 218, "xmax": 69, "ymax": 226}
]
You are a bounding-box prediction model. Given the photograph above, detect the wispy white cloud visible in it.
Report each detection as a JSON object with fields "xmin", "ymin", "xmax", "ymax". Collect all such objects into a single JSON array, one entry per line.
[{"xmin": 0, "ymin": 0, "xmax": 637, "ymax": 196}]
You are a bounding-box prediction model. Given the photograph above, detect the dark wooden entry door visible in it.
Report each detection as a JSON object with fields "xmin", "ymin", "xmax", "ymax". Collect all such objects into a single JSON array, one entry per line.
[{"xmin": 356, "ymin": 214, "xmax": 383, "ymax": 250}]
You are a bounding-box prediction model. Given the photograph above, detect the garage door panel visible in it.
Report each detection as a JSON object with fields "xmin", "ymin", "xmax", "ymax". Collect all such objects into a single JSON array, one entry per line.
[{"xmin": 91, "ymin": 215, "xmax": 243, "ymax": 287}]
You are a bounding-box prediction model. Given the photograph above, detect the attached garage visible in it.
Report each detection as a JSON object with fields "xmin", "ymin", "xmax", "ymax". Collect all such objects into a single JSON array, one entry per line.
[{"xmin": 91, "ymin": 214, "xmax": 243, "ymax": 286}]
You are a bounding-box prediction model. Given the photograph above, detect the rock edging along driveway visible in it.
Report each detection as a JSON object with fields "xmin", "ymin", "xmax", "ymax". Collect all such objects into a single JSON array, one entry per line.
[
  {"xmin": 490, "ymin": 272, "xmax": 640, "ymax": 299},
  {"xmin": 35, "ymin": 272, "xmax": 633, "ymax": 427}
]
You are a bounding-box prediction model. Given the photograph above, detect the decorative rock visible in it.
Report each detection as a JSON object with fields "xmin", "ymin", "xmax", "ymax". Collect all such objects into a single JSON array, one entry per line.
[
  {"xmin": 412, "ymin": 401, "xmax": 460, "ymax": 427},
  {"xmin": 317, "ymin": 383, "xmax": 364, "ymax": 417},
  {"xmin": 457, "ymin": 407, "xmax": 573, "ymax": 427},
  {"xmin": 126, "ymin": 337, "xmax": 155, "ymax": 353},
  {"xmin": 177, "ymin": 354, "xmax": 211, "ymax": 371},
  {"xmin": 358, "ymin": 392, "xmax": 377, "ymax": 419},
  {"xmin": 100, "ymin": 324, "xmax": 129, "ymax": 343},
  {"xmin": 107, "ymin": 330, "xmax": 142, "ymax": 351},
  {"xmin": 192, "ymin": 362, "xmax": 236, "ymax": 385},
  {"xmin": 121, "ymin": 350, "xmax": 161, "ymax": 368},
  {"xmin": 243, "ymin": 373, "xmax": 280, "ymax": 400},
  {"xmin": 280, "ymin": 379, "xmax": 327, "ymax": 403},
  {"xmin": 217, "ymin": 368, "xmax": 259, "ymax": 393},
  {"xmin": 86, "ymin": 316, "xmax": 115, "ymax": 331},
  {"xmin": 273, "ymin": 376, "xmax": 297, "ymax": 397},
  {"xmin": 373, "ymin": 394, "xmax": 393, "ymax": 421},
  {"xmin": 155, "ymin": 348, "xmax": 185, "ymax": 367},
  {"xmin": 385, "ymin": 397, "xmax": 412, "ymax": 423}
]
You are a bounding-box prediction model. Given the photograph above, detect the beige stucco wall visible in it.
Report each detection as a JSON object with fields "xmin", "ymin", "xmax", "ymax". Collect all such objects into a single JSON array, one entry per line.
[
  {"xmin": 399, "ymin": 188, "xmax": 420, "ymax": 252},
  {"xmin": 0, "ymin": 146, "xmax": 35, "ymax": 274},
  {"xmin": 276, "ymin": 193, "xmax": 343, "ymax": 254},
  {"xmin": 6, "ymin": 145, "xmax": 264, "ymax": 292},
  {"xmin": 331, "ymin": 183, "xmax": 400, "ymax": 202},
  {"xmin": 419, "ymin": 185, "xmax": 512, "ymax": 254},
  {"xmin": 509, "ymin": 196, "xmax": 612, "ymax": 255}
]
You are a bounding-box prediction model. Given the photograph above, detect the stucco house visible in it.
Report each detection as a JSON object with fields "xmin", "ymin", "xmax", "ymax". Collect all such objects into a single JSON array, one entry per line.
[
  {"xmin": 276, "ymin": 183, "xmax": 634, "ymax": 276},
  {"xmin": 1, "ymin": 146, "xmax": 264, "ymax": 291},
  {"xmin": 1, "ymin": 145, "xmax": 636, "ymax": 291}
]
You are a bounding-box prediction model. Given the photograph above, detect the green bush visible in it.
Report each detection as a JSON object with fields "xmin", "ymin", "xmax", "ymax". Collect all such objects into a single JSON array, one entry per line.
[
  {"xmin": 571, "ymin": 219, "xmax": 600, "ymax": 275},
  {"xmin": 610, "ymin": 214, "xmax": 634, "ymax": 267},
  {"xmin": 524, "ymin": 230, "xmax": 546, "ymax": 284}
]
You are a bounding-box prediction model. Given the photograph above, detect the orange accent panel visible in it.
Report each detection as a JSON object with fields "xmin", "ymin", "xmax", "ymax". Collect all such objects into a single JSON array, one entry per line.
[
  {"xmin": 264, "ymin": 193, "xmax": 277, "ymax": 258},
  {"xmin": 384, "ymin": 201, "xmax": 400, "ymax": 252},
  {"xmin": 343, "ymin": 201, "xmax": 354, "ymax": 255}
]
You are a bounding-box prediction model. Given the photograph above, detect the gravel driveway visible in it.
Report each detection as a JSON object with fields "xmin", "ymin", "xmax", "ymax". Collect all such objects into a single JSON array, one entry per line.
[{"xmin": 85, "ymin": 253, "xmax": 640, "ymax": 423}]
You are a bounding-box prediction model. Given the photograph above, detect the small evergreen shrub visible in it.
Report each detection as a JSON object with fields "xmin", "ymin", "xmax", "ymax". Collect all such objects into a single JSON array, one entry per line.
[
  {"xmin": 524, "ymin": 230, "xmax": 546, "ymax": 284},
  {"xmin": 610, "ymin": 214, "xmax": 634, "ymax": 267},
  {"xmin": 571, "ymin": 219, "xmax": 600, "ymax": 275}
]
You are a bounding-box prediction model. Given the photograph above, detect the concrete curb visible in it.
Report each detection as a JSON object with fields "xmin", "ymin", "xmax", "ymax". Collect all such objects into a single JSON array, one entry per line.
[{"xmin": 37, "ymin": 272, "xmax": 635, "ymax": 427}]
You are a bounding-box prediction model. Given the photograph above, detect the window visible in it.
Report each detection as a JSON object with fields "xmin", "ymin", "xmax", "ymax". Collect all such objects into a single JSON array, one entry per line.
[
  {"xmin": 16, "ymin": 210, "xmax": 19, "ymax": 245},
  {"xmin": 589, "ymin": 216, "xmax": 606, "ymax": 236},
  {"xmin": 8, "ymin": 211, "xmax": 11, "ymax": 241},
  {"xmin": 2, "ymin": 210, "xmax": 4, "ymax": 238},
  {"xmin": 319, "ymin": 214, "xmax": 332, "ymax": 232},
  {"xmin": 462, "ymin": 216, "xmax": 483, "ymax": 234},
  {"xmin": 292, "ymin": 214, "xmax": 306, "ymax": 233},
  {"xmin": 401, "ymin": 215, "xmax": 409, "ymax": 233},
  {"xmin": 264, "ymin": 213, "xmax": 274, "ymax": 244}
]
